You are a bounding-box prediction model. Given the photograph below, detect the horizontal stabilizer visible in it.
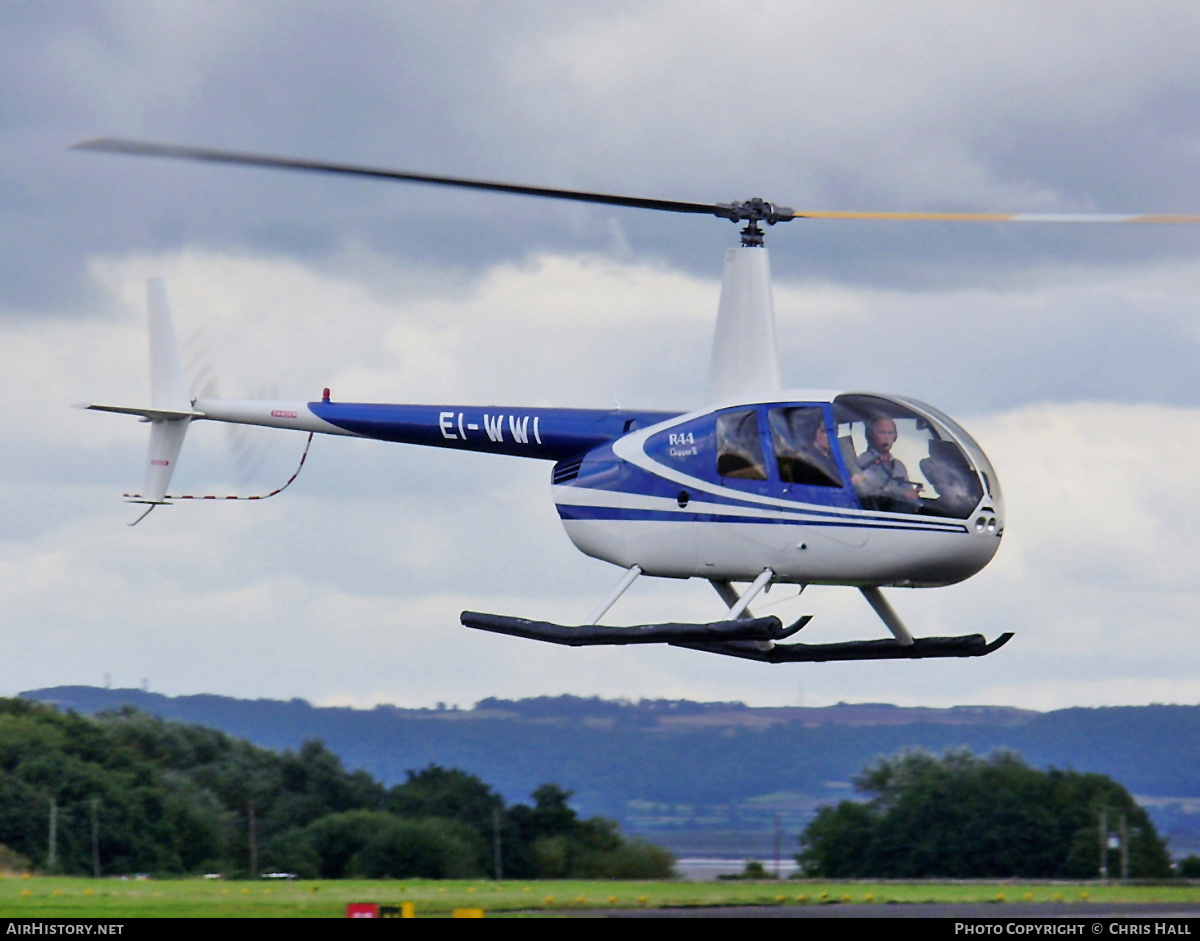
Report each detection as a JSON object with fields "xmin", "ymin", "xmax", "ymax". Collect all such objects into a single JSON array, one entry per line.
[
  {"xmin": 84, "ymin": 403, "xmax": 204, "ymax": 421},
  {"xmin": 461, "ymin": 611, "xmax": 811, "ymax": 646},
  {"xmin": 675, "ymin": 632, "xmax": 1013, "ymax": 663}
]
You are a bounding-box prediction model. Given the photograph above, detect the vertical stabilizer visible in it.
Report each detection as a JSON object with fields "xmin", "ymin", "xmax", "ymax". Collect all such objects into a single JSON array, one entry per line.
[
  {"xmin": 139, "ymin": 279, "xmax": 192, "ymax": 504},
  {"xmin": 148, "ymin": 278, "xmax": 190, "ymax": 412},
  {"xmin": 704, "ymin": 247, "xmax": 782, "ymax": 404}
]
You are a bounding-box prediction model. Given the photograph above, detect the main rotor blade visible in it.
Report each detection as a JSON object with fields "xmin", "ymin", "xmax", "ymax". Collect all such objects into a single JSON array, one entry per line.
[
  {"xmin": 73, "ymin": 137, "xmax": 737, "ymax": 220},
  {"xmin": 74, "ymin": 138, "xmax": 1200, "ymax": 226},
  {"xmin": 791, "ymin": 210, "xmax": 1200, "ymax": 224}
]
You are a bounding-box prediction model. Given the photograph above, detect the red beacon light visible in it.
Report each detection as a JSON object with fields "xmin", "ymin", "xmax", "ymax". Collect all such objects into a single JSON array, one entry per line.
[{"xmin": 322, "ymin": 387, "xmax": 331, "ymax": 402}]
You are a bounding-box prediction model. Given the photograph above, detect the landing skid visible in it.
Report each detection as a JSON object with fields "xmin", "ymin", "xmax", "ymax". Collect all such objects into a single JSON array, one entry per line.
[
  {"xmin": 461, "ymin": 568, "xmax": 1013, "ymax": 663},
  {"xmin": 460, "ymin": 612, "xmax": 810, "ymax": 647},
  {"xmin": 674, "ymin": 632, "xmax": 1014, "ymax": 663},
  {"xmin": 459, "ymin": 611, "xmax": 1011, "ymax": 662}
]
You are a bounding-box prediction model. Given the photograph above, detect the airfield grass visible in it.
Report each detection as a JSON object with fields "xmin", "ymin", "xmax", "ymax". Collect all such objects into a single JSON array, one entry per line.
[{"xmin": 2, "ymin": 875, "xmax": 1200, "ymax": 917}]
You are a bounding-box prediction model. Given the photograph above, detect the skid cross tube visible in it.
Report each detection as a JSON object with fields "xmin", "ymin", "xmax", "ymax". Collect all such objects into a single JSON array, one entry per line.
[
  {"xmin": 725, "ymin": 569, "xmax": 775, "ymax": 620},
  {"xmin": 585, "ymin": 565, "xmax": 642, "ymax": 625},
  {"xmin": 860, "ymin": 586, "xmax": 915, "ymax": 645}
]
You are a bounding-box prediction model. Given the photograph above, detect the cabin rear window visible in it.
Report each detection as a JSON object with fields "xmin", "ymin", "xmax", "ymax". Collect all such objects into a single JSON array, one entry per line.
[
  {"xmin": 768, "ymin": 406, "xmax": 843, "ymax": 488},
  {"xmin": 715, "ymin": 410, "xmax": 767, "ymax": 481}
]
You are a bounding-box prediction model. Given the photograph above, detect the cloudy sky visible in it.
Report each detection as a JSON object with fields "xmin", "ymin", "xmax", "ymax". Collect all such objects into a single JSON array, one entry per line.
[{"xmin": 3, "ymin": 2, "xmax": 1200, "ymax": 711}]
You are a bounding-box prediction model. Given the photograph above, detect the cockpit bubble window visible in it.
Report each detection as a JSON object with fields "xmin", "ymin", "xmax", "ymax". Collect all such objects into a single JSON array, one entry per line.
[
  {"xmin": 833, "ymin": 394, "xmax": 984, "ymax": 519},
  {"xmin": 890, "ymin": 393, "xmax": 1003, "ymax": 509},
  {"xmin": 716, "ymin": 410, "xmax": 767, "ymax": 481},
  {"xmin": 768, "ymin": 407, "xmax": 843, "ymax": 488}
]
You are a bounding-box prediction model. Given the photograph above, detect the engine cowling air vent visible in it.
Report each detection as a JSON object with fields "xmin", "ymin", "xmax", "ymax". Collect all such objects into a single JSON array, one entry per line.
[{"xmin": 552, "ymin": 455, "xmax": 585, "ymax": 484}]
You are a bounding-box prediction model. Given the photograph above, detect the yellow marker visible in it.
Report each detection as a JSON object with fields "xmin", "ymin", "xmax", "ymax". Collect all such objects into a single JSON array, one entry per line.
[
  {"xmin": 401, "ymin": 902, "xmax": 415, "ymax": 918},
  {"xmin": 607, "ymin": 896, "xmax": 617, "ymax": 903},
  {"xmin": 452, "ymin": 908, "xmax": 484, "ymax": 918}
]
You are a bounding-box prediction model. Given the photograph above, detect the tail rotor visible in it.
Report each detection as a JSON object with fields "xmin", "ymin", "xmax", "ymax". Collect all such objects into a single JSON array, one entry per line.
[{"xmin": 130, "ymin": 278, "xmax": 194, "ymax": 521}]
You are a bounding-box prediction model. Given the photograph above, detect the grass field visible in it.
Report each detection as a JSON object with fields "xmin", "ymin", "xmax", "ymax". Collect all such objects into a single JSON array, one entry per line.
[{"xmin": 2, "ymin": 876, "xmax": 1200, "ymax": 917}]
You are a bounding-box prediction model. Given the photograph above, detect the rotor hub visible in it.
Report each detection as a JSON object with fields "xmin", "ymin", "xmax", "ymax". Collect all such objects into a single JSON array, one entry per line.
[{"xmin": 718, "ymin": 198, "xmax": 797, "ymax": 247}]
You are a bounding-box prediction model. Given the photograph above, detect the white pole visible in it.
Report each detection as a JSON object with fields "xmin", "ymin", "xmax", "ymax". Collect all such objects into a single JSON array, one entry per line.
[{"xmin": 47, "ymin": 798, "xmax": 57, "ymax": 873}]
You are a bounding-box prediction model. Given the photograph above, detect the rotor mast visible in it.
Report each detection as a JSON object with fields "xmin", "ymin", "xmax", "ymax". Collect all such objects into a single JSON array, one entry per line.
[{"xmin": 705, "ymin": 245, "xmax": 781, "ymax": 403}]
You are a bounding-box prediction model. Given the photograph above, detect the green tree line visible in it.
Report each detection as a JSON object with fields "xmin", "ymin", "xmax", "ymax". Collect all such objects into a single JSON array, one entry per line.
[
  {"xmin": 0, "ymin": 698, "xmax": 672, "ymax": 879},
  {"xmin": 28, "ymin": 690, "xmax": 1200, "ymax": 824},
  {"xmin": 797, "ymin": 749, "xmax": 1172, "ymax": 879}
]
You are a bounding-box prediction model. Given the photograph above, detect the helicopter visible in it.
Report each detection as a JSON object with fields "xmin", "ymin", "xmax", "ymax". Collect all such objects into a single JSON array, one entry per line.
[{"xmin": 73, "ymin": 138, "xmax": 1200, "ymax": 665}]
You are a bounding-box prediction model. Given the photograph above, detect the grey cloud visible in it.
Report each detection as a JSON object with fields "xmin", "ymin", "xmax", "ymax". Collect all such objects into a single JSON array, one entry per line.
[
  {"xmin": 7, "ymin": 3, "xmax": 1200, "ymax": 312},
  {"xmin": 5, "ymin": 3, "xmax": 1200, "ymax": 708}
]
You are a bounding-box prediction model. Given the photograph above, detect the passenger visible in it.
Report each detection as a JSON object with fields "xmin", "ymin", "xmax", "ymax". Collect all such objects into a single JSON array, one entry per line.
[
  {"xmin": 772, "ymin": 409, "xmax": 842, "ymax": 487},
  {"xmin": 852, "ymin": 416, "xmax": 921, "ymax": 511},
  {"xmin": 806, "ymin": 420, "xmax": 842, "ymax": 486}
]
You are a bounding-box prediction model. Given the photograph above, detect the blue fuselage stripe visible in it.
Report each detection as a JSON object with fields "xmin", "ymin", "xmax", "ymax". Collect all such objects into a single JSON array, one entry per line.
[
  {"xmin": 555, "ymin": 503, "xmax": 969, "ymax": 533},
  {"xmin": 308, "ymin": 402, "xmax": 678, "ymax": 462}
]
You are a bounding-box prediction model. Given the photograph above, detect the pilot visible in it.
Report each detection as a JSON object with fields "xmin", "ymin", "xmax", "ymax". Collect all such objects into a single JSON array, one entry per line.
[{"xmin": 852, "ymin": 416, "xmax": 921, "ymax": 510}]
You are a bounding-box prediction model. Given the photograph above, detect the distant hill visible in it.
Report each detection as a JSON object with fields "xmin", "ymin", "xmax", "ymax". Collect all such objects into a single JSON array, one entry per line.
[{"xmin": 24, "ymin": 687, "xmax": 1200, "ymax": 857}]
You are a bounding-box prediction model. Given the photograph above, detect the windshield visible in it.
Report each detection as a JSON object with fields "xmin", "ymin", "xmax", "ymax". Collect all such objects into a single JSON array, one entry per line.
[
  {"xmin": 889, "ymin": 393, "xmax": 1002, "ymax": 509},
  {"xmin": 833, "ymin": 393, "xmax": 991, "ymax": 519}
]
